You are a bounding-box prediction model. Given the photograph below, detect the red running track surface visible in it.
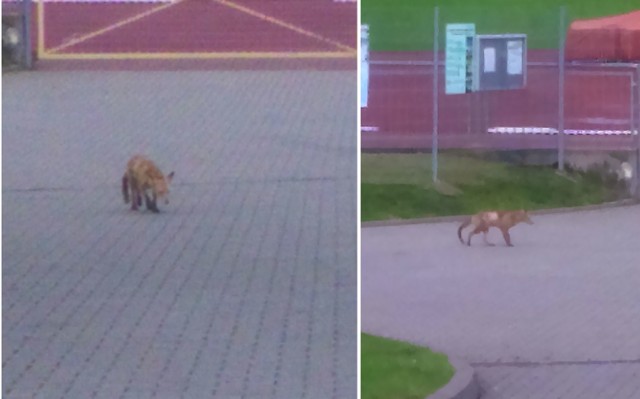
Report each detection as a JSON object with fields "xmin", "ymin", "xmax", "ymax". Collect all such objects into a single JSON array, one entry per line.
[{"xmin": 362, "ymin": 51, "xmax": 639, "ymax": 152}]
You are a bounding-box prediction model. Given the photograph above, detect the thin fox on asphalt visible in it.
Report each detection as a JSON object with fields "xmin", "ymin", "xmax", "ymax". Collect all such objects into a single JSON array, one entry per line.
[{"xmin": 458, "ymin": 210, "xmax": 534, "ymax": 247}]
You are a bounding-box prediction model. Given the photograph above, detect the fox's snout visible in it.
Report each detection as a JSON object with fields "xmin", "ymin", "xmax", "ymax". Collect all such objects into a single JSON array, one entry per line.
[{"xmin": 155, "ymin": 191, "xmax": 169, "ymax": 205}]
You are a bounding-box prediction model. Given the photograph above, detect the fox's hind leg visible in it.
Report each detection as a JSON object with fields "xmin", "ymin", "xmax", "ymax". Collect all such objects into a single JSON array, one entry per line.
[
  {"xmin": 122, "ymin": 175, "xmax": 130, "ymax": 204},
  {"xmin": 467, "ymin": 224, "xmax": 490, "ymax": 246},
  {"xmin": 466, "ymin": 226, "xmax": 484, "ymax": 246}
]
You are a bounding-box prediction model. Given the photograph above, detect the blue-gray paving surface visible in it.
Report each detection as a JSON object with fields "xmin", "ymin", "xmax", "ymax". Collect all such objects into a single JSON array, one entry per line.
[
  {"xmin": 362, "ymin": 206, "xmax": 640, "ymax": 399},
  {"xmin": 3, "ymin": 71, "xmax": 357, "ymax": 399}
]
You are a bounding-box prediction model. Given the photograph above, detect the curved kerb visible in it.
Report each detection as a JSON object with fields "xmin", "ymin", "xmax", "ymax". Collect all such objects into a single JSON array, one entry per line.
[
  {"xmin": 428, "ymin": 357, "xmax": 480, "ymax": 399},
  {"xmin": 361, "ymin": 198, "xmax": 639, "ymax": 228}
]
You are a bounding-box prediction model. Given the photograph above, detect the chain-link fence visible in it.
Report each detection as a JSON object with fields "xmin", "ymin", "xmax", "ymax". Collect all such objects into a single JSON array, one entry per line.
[{"xmin": 361, "ymin": 4, "xmax": 639, "ymax": 219}]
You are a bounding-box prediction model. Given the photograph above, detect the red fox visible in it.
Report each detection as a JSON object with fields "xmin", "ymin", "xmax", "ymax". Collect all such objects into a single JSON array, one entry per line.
[
  {"xmin": 122, "ymin": 155, "xmax": 174, "ymax": 213},
  {"xmin": 458, "ymin": 210, "xmax": 533, "ymax": 247}
]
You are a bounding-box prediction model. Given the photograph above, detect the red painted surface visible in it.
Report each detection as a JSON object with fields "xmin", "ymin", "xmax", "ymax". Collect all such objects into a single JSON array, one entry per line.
[
  {"xmin": 1, "ymin": 0, "xmax": 355, "ymax": 69},
  {"xmin": 361, "ymin": 51, "xmax": 638, "ymax": 151},
  {"xmin": 44, "ymin": 1, "xmax": 340, "ymax": 53},
  {"xmin": 42, "ymin": 3, "xmax": 157, "ymax": 51},
  {"xmin": 230, "ymin": 0, "xmax": 357, "ymax": 50}
]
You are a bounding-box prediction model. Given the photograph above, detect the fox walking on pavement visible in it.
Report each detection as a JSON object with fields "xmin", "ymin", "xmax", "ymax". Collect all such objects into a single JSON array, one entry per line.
[
  {"xmin": 458, "ymin": 210, "xmax": 533, "ymax": 247},
  {"xmin": 122, "ymin": 155, "xmax": 174, "ymax": 213}
]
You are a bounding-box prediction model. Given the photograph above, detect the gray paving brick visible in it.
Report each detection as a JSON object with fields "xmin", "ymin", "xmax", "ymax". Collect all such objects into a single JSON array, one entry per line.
[
  {"xmin": 476, "ymin": 363, "xmax": 640, "ymax": 399},
  {"xmin": 3, "ymin": 71, "xmax": 356, "ymax": 398}
]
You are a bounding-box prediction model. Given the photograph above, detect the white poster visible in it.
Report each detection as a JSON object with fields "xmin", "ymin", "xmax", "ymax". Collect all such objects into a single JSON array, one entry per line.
[
  {"xmin": 483, "ymin": 47, "xmax": 496, "ymax": 73},
  {"xmin": 507, "ymin": 40, "xmax": 523, "ymax": 75}
]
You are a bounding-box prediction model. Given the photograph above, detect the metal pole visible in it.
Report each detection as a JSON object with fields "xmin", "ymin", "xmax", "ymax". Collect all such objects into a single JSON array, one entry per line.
[
  {"xmin": 432, "ymin": 6, "xmax": 439, "ymax": 183},
  {"xmin": 636, "ymin": 65, "xmax": 640, "ymax": 198},
  {"xmin": 557, "ymin": 6, "xmax": 566, "ymax": 172},
  {"xmin": 22, "ymin": 0, "xmax": 32, "ymax": 68}
]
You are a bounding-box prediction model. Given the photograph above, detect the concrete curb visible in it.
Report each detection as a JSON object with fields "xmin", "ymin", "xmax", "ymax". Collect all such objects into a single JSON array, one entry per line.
[
  {"xmin": 428, "ymin": 357, "xmax": 480, "ymax": 399},
  {"xmin": 362, "ymin": 199, "xmax": 639, "ymax": 228}
]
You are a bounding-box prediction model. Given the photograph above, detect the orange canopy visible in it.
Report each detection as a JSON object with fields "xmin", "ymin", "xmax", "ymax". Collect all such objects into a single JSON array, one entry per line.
[{"xmin": 566, "ymin": 10, "xmax": 640, "ymax": 62}]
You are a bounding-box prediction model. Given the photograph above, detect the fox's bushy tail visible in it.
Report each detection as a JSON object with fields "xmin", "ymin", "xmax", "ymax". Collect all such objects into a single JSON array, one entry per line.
[{"xmin": 457, "ymin": 218, "xmax": 471, "ymax": 245}]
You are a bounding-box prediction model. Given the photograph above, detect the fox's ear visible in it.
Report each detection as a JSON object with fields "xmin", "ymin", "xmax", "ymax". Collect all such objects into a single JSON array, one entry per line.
[{"xmin": 167, "ymin": 171, "xmax": 174, "ymax": 182}]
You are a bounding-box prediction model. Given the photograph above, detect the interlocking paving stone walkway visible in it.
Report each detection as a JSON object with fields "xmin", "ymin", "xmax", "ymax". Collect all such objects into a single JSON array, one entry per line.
[
  {"xmin": 3, "ymin": 71, "xmax": 357, "ymax": 399},
  {"xmin": 362, "ymin": 205, "xmax": 640, "ymax": 399}
]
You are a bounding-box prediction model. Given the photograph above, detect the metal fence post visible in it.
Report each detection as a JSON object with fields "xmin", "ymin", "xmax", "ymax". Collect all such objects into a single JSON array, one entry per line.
[
  {"xmin": 557, "ymin": 6, "xmax": 566, "ymax": 172},
  {"xmin": 636, "ymin": 65, "xmax": 640, "ymax": 198},
  {"xmin": 21, "ymin": 0, "xmax": 32, "ymax": 68},
  {"xmin": 432, "ymin": 6, "xmax": 439, "ymax": 183}
]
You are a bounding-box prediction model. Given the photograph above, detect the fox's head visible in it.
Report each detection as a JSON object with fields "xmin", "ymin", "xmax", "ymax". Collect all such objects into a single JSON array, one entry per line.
[
  {"xmin": 155, "ymin": 171, "xmax": 174, "ymax": 205},
  {"xmin": 518, "ymin": 209, "xmax": 534, "ymax": 225}
]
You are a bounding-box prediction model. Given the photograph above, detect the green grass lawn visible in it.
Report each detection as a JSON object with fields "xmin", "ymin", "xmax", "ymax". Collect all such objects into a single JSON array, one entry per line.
[
  {"xmin": 361, "ymin": 333, "xmax": 454, "ymax": 399},
  {"xmin": 362, "ymin": 0, "xmax": 640, "ymax": 51},
  {"xmin": 361, "ymin": 153, "xmax": 626, "ymax": 221}
]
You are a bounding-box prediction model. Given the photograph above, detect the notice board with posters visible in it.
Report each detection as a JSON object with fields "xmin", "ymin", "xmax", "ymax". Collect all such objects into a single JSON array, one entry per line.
[{"xmin": 472, "ymin": 34, "xmax": 527, "ymax": 91}]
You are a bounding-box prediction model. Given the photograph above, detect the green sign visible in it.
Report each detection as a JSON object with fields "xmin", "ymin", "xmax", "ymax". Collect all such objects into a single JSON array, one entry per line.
[
  {"xmin": 361, "ymin": 24, "xmax": 369, "ymax": 107},
  {"xmin": 445, "ymin": 23, "xmax": 475, "ymax": 94}
]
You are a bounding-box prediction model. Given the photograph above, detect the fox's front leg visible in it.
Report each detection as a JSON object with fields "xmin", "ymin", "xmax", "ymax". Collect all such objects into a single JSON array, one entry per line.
[
  {"xmin": 144, "ymin": 191, "xmax": 160, "ymax": 213},
  {"xmin": 501, "ymin": 228, "xmax": 513, "ymax": 247},
  {"xmin": 130, "ymin": 180, "xmax": 140, "ymax": 211}
]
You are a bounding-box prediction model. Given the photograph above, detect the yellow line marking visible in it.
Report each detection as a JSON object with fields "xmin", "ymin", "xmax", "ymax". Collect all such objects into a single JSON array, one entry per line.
[
  {"xmin": 39, "ymin": 51, "xmax": 356, "ymax": 60},
  {"xmin": 47, "ymin": 0, "xmax": 183, "ymax": 54},
  {"xmin": 37, "ymin": 0, "xmax": 45, "ymax": 57},
  {"xmin": 212, "ymin": 0, "xmax": 355, "ymax": 53}
]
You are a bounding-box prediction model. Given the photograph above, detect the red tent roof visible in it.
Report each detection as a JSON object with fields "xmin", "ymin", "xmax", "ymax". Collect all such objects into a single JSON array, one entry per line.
[{"xmin": 566, "ymin": 10, "xmax": 640, "ymax": 62}]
